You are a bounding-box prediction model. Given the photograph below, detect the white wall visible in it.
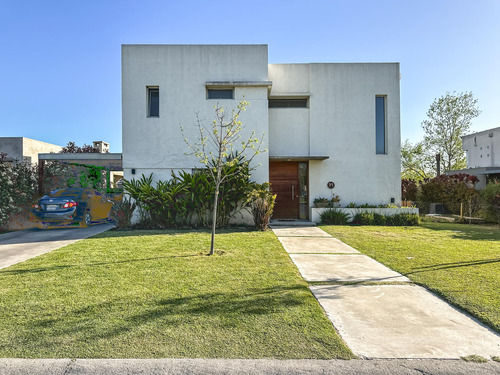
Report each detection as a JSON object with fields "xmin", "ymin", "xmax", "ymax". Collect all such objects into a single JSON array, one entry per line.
[
  {"xmin": 462, "ymin": 127, "xmax": 500, "ymax": 168},
  {"xmin": 268, "ymin": 63, "xmax": 401, "ymax": 208},
  {"xmin": 122, "ymin": 45, "xmax": 270, "ymax": 184}
]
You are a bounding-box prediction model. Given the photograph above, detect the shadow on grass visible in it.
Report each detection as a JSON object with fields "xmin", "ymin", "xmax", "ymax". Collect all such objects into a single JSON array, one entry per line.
[
  {"xmin": 27, "ymin": 285, "xmax": 308, "ymax": 342},
  {"xmin": 421, "ymin": 222, "xmax": 500, "ymax": 241},
  {"xmin": 0, "ymin": 254, "xmax": 198, "ymax": 275},
  {"xmin": 406, "ymin": 258, "xmax": 500, "ymax": 275}
]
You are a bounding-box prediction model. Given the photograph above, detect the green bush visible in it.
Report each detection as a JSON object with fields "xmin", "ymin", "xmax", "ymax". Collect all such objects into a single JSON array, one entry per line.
[
  {"xmin": 481, "ymin": 181, "xmax": 500, "ymax": 227},
  {"xmin": 122, "ymin": 156, "xmax": 256, "ymax": 229},
  {"xmin": 247, "ymin": 183, "xmax": 276, "ymax": 231},
  {"xmin": 110, "ymin": 197, "xmax": 136, "ymax": 229},
  {"xmin": 417, "ymin": 174, "xmax": 479, "ymax": 214},
  {"xmin": 319, "ymin": 209, "xmax": 350, "ymax": 225},
  {"xmin": 352, "ymin": 212, "xmax": 374, "ymax": 225},
  {"xmin": 387, "ymin": 213, "xmax": 420, "ymax": 226},
  {"xmin": 373, "ymin": 213, "xmax": 387, "ymax": 225}
]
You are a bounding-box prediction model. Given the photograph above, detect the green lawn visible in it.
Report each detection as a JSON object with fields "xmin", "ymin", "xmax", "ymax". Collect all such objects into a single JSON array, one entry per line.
[
  {"xmin": 0, "ymin": 229, "xmax": 353, "ymax": 359},
  {"xmin": 320, "ymin": 222, "xmax": 500, "ymax": 332}
]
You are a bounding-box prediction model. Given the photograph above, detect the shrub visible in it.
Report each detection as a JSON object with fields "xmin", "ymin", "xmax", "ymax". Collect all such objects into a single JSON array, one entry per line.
[
  {"xmin": 372, "ymin": 213, "xmax": 387, "ymax": 225},
  {"xmin": 352, "ymin": 212, "xmax": 374, "ymax": 225},
  {"xmin": 481, "ymin": 181, "xmax": 500, "ymax": 227},
  {"xmin": 417, "ymin": 174, "xmax": 479, "ymax": 214},
  {"xmin": 247, "ymin": 183, "xmax": 276, "ymax": 231},
  {"xmin": 110, "ymin": 197, "xmax": 136, "ymax": 229},
  {"xmin": 320, "ymin": 209, "xmax": 350, "ymax": 225},
  {"xmin": 387, "ymin": 213, "xmax": 420, "ymax": 226}
]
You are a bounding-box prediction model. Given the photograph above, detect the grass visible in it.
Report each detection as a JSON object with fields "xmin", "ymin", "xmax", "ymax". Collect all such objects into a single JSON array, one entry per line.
[
  {"xmin": 320, "ymin": 222, "xmax": 500, "ymax": 332},
  {"xmin": 0, "ymin": 228, "xmax": 353, "ymax": 359}
]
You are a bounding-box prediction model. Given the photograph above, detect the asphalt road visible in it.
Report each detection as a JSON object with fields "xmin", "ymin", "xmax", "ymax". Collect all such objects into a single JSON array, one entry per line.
[
  {"xmin": 0, "ymin": 358, "xmax": 499, "ymax": 375},
  {"xmin": 0, "ymin": 224, "xmax": 113, "ymax": 270}
]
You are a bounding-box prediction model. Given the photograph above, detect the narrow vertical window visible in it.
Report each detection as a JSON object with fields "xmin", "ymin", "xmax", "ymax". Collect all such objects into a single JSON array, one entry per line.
[
  {"xmin": 148, "ymin": 87, "xmax": 159, "ymax": 117},
  {"xmin": 376, "ymin": 96, "xmax": 386, "ymax": 154}
]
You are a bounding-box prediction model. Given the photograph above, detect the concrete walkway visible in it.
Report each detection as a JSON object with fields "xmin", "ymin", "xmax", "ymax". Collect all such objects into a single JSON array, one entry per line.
[
  {"xmin": 272, "ymin": 226, "xmax": 500, "ymax": 360},
  {"xmin": 0, "ymin": 224, "xmax": 114, "ymax": 270}
]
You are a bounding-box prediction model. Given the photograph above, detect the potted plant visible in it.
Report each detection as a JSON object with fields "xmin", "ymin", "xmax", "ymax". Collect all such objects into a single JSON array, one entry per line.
[
  {"xmin": 314, "ymin": 197, "xmax": 329, "ymax": 208},
  {"xmin": 329, "ymin": 195, "xmax": 341, "ymax": 208}
]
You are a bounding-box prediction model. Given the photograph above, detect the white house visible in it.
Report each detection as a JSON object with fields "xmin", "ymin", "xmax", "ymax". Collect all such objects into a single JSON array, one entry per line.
[
  {"xmin": 122, "ymin": 44, "xmax": 401, "ymax": 221},
  {"xmin": 456, "ymin": 127, "xmax": 500, "ymax": 188}
]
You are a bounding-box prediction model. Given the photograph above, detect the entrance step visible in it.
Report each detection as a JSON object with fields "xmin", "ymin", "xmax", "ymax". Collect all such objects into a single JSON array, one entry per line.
[{"xmin": 270, "ymin": 219, "xmax": 316, "ymax": 227}]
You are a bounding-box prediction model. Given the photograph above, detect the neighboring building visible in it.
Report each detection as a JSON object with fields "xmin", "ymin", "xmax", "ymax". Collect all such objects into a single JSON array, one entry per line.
[
  {"xmin": 450, "ymin": 127, "xmax": 500, "ymax": 189},
  {"xmin": 0, "ymin": 137, "xmax": 62, "ymax": 164},
  {"xmin": 122, "ymin": 44, "xmax": 401, "ymax": 220}
]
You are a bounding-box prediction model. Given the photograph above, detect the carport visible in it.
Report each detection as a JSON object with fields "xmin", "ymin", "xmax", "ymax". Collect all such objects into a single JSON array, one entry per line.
[{"xmin": 37, "ymin": 153, "xmax": 123, "ymax": 194}]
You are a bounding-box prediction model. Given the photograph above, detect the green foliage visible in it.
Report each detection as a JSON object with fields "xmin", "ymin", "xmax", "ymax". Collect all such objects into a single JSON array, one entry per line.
[
  {"xmin": 122, "ymin": 156, "xmax": 256, "ymax": 229},
  {"xmin": 352, "ymin": 212, "xmax": 374, "ymax": 225},
  {"xmin": 386, "ymin": 213, "xmax": 420, "ymax": 226},
  {"xmin": 422, "ymin": 92, "xmax": 480, "ymax": 172},
  {"xmin": 0, "ymin": 155, "xmax": 38, "ymax": 228},
  {"xmin": 481, "ymin": 181, "xmax": 500, "ymax": 227},
  {"xmin": 351, "ymin": 212, "xmax": 419, "ymax": 226},
  {"xmin": 110, "ymin": 197, "xmax": 136, "ymax": 229},
  {"xmin": 247, "ymin": 183, "xmax": 276, "ymax": 231},
  {"xmin": 319, "ymin": 209, "xmax": 350, "ymax": 225},
  {"xmin": 417, "ymin": 173, "xmax": 479, "ymax": 214},
  {"xmin": 401, "ymin": 139, "xmax": 435, "ymax": 180}
]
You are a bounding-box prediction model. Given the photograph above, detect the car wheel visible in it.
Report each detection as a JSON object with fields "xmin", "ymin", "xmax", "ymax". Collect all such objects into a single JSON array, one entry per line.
[{"xmin": 84, "ymin": 211, "xmax": 92, "ymax": 227}]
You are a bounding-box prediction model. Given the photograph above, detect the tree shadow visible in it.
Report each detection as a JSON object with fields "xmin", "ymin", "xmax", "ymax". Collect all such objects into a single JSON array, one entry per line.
[
  {"xmin": 421, "ymin": 222, "xmax": 500, "ymax": 241},
  {"xmin": 406, "ymin": 258, "xmax": 500, "ymax": 275},
  {"xmin": 0, "ymin": 254, "xmax": 197, "ymax": 275},
  {"xmin": 25, "ymin": 284, "xmax": 308, "ymax": 344}
]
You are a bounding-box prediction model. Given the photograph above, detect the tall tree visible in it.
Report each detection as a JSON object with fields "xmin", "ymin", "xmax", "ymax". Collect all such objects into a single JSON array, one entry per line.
[
  {"xmin": 421, "ymin": 92, "xmax": 480, "ymax": 172},
  {"xmin": 183, "ymin": 101, "xmax": 265, "ymax": 255},
  {"xmin": 401, "ymin": 139, "xmax": 434, "ymax": 180}
]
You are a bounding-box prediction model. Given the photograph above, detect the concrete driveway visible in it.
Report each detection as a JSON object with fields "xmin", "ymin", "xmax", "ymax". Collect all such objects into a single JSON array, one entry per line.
[{"xmin": 0, "ymin": 224, "xmax": 113, "ymax": 270}]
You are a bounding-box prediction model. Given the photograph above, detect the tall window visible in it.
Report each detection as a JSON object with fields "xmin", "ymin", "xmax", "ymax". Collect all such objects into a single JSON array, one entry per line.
[
  {"xmin": 148, "ymin": 87, "xmax": 159, "ymax": 117},
  {"xmin": 375, "ymin": 96, "xmax": 386, "ymax": 154}
]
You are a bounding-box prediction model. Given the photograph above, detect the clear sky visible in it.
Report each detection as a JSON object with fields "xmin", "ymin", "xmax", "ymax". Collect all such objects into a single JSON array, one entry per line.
[{"xmin": 1, "ymin": 0, "xmax": 499, "ymax": 152}]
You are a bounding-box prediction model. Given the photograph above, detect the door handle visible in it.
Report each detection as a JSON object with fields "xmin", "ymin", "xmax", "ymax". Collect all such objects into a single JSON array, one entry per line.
[{"xmin": 291, "ymin": 185, "xmax": 294, "ymax": 200}]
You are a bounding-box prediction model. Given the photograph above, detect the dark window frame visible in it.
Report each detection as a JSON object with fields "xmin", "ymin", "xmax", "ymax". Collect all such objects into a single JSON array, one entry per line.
[
  {"xmin": 147, "ymin": 87, "xmax": 159, "ymax": 117},
  {"xmin": 375, "ymin": 96, "xmax": 387, "ymax": 155},
  {"xmin": 268, "ymin": 98, "xmax": 308, "ymax": 108},
  {"xmin": 207, "ymin": 88, "xmax": 234, "ymax": 100}
]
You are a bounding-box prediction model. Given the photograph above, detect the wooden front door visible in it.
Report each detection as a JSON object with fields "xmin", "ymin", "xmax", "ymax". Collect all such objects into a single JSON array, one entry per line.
[{"xmin": 270, "ymin": 162, "xmax": 300, "ymax": 219}]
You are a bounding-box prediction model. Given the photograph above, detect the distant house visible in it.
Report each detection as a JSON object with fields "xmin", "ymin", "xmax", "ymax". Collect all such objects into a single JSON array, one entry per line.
[
  {"xmin": 122, "ymin": 44, "xmax": 402, "ymax": 220},
  {"xmin": 0, "ymin": 137, "xmax": 62, "ymax": 164},
  {"xmin": 449, "ymin": 127, "xmax": 500, "ymax": 188}
]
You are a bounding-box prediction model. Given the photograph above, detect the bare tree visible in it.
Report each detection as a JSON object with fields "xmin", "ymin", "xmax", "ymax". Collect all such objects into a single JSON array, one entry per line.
[{"xmin": 182, "ymin": 100, "xmax": 266, "ymax": 255}]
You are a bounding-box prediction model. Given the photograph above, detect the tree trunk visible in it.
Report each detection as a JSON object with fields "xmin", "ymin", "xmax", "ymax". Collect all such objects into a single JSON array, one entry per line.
[{"xmin": 210, "ymin": 187, "xmax": 219, "ymax": 256}]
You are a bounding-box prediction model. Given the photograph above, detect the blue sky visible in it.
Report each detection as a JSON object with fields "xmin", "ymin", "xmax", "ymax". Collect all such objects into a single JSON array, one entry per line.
[{"xmin": 1, "ymin": 0, "xmax": 499, "ymax": 152}]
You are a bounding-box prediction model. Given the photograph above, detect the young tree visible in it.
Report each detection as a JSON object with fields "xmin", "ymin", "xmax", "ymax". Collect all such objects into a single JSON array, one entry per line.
[
  {"xmin": 401, "ymin": 139, "xmax": 434, "ymax": 180},
  {"xmin": 421, "ymin": 92, "xmax": 480, "ymax": 172},
  {"xmin": 183, "ymin": 101, "xmax": 266, "ymax": 255}
]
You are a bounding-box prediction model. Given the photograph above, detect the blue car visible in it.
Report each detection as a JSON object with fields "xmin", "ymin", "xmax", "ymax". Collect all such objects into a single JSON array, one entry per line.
[{"xmin": 32, "ymin": 188, "xmax": 114, "ymax": 228}]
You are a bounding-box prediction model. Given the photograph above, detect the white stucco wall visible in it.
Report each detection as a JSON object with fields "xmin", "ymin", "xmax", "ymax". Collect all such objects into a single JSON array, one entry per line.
[
  {"xmin": 122, "ymin": 45, "xmax": 270, "ymax": 184},
  {"xmin": 462, "ymin": 127, "xmax": 499, "ymax": 168},
  {"xmin": 268, "ymin": 63, "xmax": 401, "ymax": 208}
]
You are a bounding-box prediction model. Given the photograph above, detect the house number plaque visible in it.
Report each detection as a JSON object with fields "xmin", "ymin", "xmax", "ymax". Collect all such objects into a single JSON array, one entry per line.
[{"xmin": 327, "ymin": 181, "xmax": 335, "ymax": 189}]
